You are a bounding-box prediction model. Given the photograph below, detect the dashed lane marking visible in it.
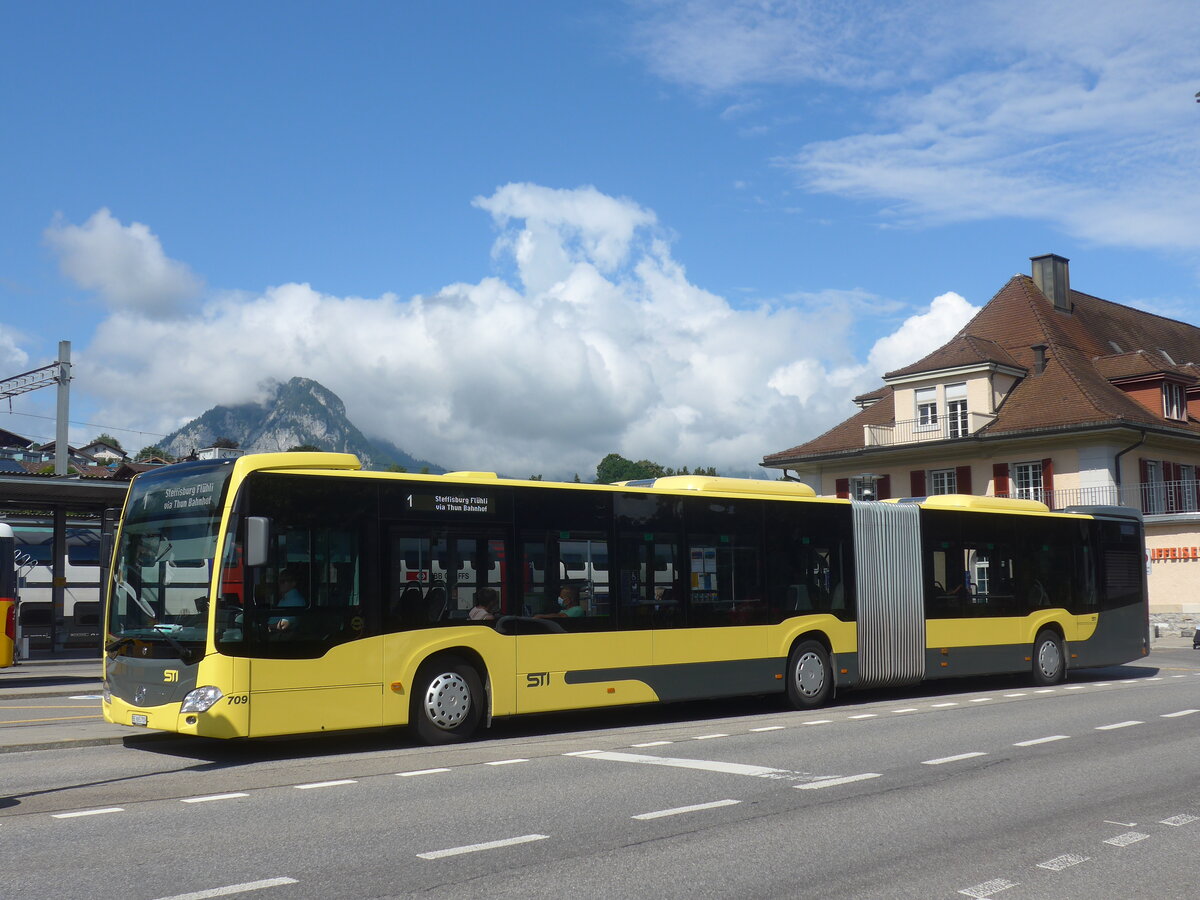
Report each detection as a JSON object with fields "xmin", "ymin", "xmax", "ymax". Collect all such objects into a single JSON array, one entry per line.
[
  {"xmin": 1013, "ymin": 735, "xmax": 1069, "ymax": 747},
  {"xmin": 631, "ymin": 740, "xmax": 673, "ymax": 747},
  {"xmin": 1160, "ymin": 814, "xmax": 1200, "ymax": 826},
  {"xmin": 1103, "ymin": 831, "xmax": 1149, "ymax": 847},
  {"xmin": 52, "ymin": 807, "xmax": 123, "ymax": 819},
  {"xmin": 1037, "ymin": 853, "xmax": 1089, "ymax": 871},
  {"xmin": 693, "ymin": 733, "xmax": 728, "ymax": 740},
  {"xmin": 923, "ymin": 752, "xmax": 987, "ymax": 766},
  {"xmin": 795, "ymin": 773, "xmax": 881, "ymax": 790},
  {"xmin": 632, "ymin": 799, "xmax": 740, "ymax": 820},
  {"xmin": 396, "ymin": 768, "xmax": 450, "ymax": 777},
  {"xmin": 1095, "ymin": 721, "xmax": 1143, "ymax": 730},
  {"xmin": 181, "ymin": 793, "xmax": 249, "ymax": 804},
  {"xmin": 1161, "ymin": 709, "xmax": 1199, "ymax": 718},
  {"xmin": 418, "ymin": 833, "xmax": 549, "ymax": 860},
  {"xmin": 152, "ymin": 877, "xmax": 299, "ymax": 900},
  {"xmin": 892, "ymin": 708, "xmax": 920, "ymax": 713},
  {"xmin": 294, "ymin": 779, "xmax": 357, "ymax": 790},
  {"xmin": 958, "ymin": 877, "xmax": 1019, "ymax": 897},
  {"xmin": 750, "ymin": 726, "xmax": 784, "ymax": 732},
  {"xmin": 567, "ymin": 750, "xmax": 788, "ymax": 778},
  {"xmin": 485, "ymin": 758, "xmax": 529, "ymax": 766}
]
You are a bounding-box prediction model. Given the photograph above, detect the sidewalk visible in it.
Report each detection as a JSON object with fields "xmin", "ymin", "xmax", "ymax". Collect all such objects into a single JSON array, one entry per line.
[{"xmin": 0, "ymin": 655, "xmax": 169, "ymax": 753}]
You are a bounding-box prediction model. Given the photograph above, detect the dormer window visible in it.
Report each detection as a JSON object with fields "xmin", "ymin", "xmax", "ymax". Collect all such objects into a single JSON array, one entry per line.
[
  {"xmin": 946, "ymin": 383, "xmax": 968, "ymax": 438},
  {"xmin": 1163, "ymin": 381, "xmax": 1186, "ymax": 420},
  {"xmin": 916, "ymin": 387, "xmax": 938, "ymax": 431}
]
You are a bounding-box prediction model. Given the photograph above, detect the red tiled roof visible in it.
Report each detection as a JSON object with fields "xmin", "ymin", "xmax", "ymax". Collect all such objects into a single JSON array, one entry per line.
[{"xmin": 764, "ymin": 273, "xmax": 1200, "ymax": 465}]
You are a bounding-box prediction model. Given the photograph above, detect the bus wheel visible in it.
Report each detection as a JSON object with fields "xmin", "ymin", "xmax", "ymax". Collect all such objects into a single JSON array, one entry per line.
[
  {"xmin": 411, "ymin": 656, "xmax": 483, "ymax": 744},
  {"xmin": 785, "ymin": 640, "xmax": 832, "ymax": 709},
  {"xmin": 1031, "ymin": 630, "xmax": 1065, "ymax": 685}
]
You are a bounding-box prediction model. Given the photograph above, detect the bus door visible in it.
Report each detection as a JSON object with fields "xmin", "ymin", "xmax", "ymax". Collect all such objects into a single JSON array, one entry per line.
[{"xmin": 515, "ymin": 531, "xmax": 651, "ymax": 714}]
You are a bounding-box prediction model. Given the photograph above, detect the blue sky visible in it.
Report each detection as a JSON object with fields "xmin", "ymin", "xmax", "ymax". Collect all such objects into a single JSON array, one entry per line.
[{"xmin": 3, "ymin": 1, "xmax": 1199, "ymax": 478}]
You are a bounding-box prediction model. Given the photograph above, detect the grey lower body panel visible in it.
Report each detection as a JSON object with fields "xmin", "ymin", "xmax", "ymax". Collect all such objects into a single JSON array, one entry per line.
[{"xmin": 565, "ymin": 658, "xmax": 783, "ymax": 703}]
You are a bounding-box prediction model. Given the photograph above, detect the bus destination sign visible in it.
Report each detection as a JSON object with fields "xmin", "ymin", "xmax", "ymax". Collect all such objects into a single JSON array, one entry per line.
[{"xmin": 407, "ymin": 493, "xmax": 492, "ymax": 515}]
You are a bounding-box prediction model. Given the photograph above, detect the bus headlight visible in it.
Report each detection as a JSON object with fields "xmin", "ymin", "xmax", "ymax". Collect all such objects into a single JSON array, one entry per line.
[{"xmin": 180, "ymin": 686, "xmax": 224, "ymax": 713}]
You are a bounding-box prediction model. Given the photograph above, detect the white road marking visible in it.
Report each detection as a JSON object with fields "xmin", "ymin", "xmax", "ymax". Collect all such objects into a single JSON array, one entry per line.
[
  {"xmin": 181, "ymin": 793, "xmax": 249, "ymax": 804},
  {"xmin": 1064, "ymin": 686, "xmax": 1085, "ymax": 690},
  {"xmin": 1034, "ymin": 689, "xmax": 1056, "ymax": 694},
  {"xmin": 52, "ymin": 807, "xmax": 123, "ymax": 819},
  {"xmin": 569, "ymin": 750, "xmax": 787, "ymax": 777},
  {"xmin": 631, "ymin": 741, "xmax": 673, "ymax": 747},
  {"xmin": 68, "ymin": 695, "xmax": 104, "ymax": 700},
  {"xmin": 1161, "ymin": 709, "xmax": 1199, "ymax": 718},
  {"xmin": 152, "ymin": 877, "xmax": 299, "ymax": 900},
  {"xmin": 848, "ymin": 714, "xmax": 877, "ymax": 719},
  {"xmin": 1013, "ymin": 735, "xmax": 1069, "ymax": 747},
  {"xmin": 892, "ymin": 708, "xmax": 920, "ymax": 713},
  {"xmin": 1095, "ymin": 721, "xmax": 1142, "ymax": 730},
  {"xmin": 632, "ymin": 799, "xmax": 740, "ymax": 820},
  {"xmin": 1092, "ymin": 682, "xmax": 1111, "ymax": 686},
  {"xmin": 969, "ymin": 697, "xmax": 992, "ymax": 702},
  {"xmin": 485, "ymin": 758, "xmax": 528, "ymax": 766},
  {"xmin": 1003, "ymin": 692, "xmax": 1028, "ymax": 697},
  {"xmin": 931, "ymin": 702, "xmax": 958, "ymax": 707},
  {"xmin": 801, "ymin": 719, "xmax": 832, "ymax": 725},
  {"xmin": 1144, "ymin": 677, "xmax": 1162, "ymax": 682},
  {"xmin": 294, "ymin": 779, "xmax": 357, "ymax": 789},
  {"xmin": 1161, "ymin": 814, "xmax": 1200, "ymax": 826},
  {"xmin": 958, "ymin": 877, "xmax": 1019, "ymax": 897},
  {"xmin": 1104, "ymin": 820, "xmax": 1137, "ymax": 827},
  {"xmin": 693, "ymin": 733, "xmax": 728, "ymax": 740},
  {"xmin": 418, "ymin": 833, "xmax": 549, "ymax": 860},
  {"xmin": 750, "ymin": 726, "xmax": 784, "ymax": 732},
  {"xmin": 923, "ymin": 752, "xmax": 987, "ymax": 766},
  {"xmin": 397, "ymin": 768, "xmax": 450, "ymax": 777},
  {"xmin": 795, "ymin": 773, "xmax": 881, "ymax": 790},
  {"xmin": 1037, "ymin": 853, "xmax": 1089, "ymax": 871},
  {"xmin": 1104, "ymin": 831, "xmax": 1149, "ymax": 847}
]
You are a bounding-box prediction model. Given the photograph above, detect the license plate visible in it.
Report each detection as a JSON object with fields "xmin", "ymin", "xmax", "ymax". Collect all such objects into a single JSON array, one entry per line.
[{"xmin": 131, "ymin": 714, "xmax": 148, "ymax": 727}]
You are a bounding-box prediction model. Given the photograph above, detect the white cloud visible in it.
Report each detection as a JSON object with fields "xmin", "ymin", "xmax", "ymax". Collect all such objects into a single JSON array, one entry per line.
[
  {"xmin": 76, "ymin": 185, "xmax": 975, "ymax": 478},
  {"xmin": 0, "ymin": 326, "xmax": 30, "ymax": 373},
  {"xmin": 44, "ymin": 208, "xmax": 202, "ymax": 318},
  {"xmin": 632, "ymin": 0, "xmax": 1200, "ymax": 253},
  {"xmin": 867, "ymin": 292, "xmax": 977, "ymax": 376}
]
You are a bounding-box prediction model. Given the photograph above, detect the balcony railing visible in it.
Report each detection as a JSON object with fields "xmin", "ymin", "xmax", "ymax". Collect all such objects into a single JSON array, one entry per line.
[
  {"xmin": 865, "ymin": 412, "xmax": 997, "ymax": 447},
  {"xmin": 994, "ymin": 480, "xmax": 1200, "ymax": 516}
]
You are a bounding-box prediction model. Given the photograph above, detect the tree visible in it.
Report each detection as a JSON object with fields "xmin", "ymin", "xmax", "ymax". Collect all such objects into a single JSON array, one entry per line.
[
  {"xmin": 288, "ymin": 444, "xmax": 321, "ymax": 452},
  {"xmin": 136, "ymin": 445, "xmax": 174, "ymax": 462},
  {"xmin": 387, "ymin": 464, "xmax": 409, "ymax": 473},
  {"xmin": 211, "ymin": 436, "xmax": 239, "ymax": 449},
  {"xmin": 595, "ymin": 453, "xmax": 718, "ymax": 483},
  {"xmin": 89, "ymin": 433, "xmax": 124, "ymax": 452}
]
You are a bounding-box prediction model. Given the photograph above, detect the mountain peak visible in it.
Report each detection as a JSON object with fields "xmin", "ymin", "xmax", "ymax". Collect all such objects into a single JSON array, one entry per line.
[{"xmin": 160, "ymin": 377, "xmax": 442, "ymax": 472}]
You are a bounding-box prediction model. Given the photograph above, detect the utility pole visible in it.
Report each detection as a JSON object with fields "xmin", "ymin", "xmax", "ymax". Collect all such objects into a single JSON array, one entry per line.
[{"xmin": 55, "ymin": 341, "xmax": 71, "ymax": 476}]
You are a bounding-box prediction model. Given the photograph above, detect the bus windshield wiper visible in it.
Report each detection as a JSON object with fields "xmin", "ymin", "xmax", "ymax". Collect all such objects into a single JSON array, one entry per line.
[{"xmin": 104, "ymin": 636, "xmax": 136, "ymax": 654}]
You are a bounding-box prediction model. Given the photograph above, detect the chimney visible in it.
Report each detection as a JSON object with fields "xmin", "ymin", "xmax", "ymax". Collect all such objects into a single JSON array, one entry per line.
[
  {"xmin": 1031, "ymin": 254, "xmax": 1071, "ymax": 312},
  {"xmin": 1032, "ymin": 344, "xmax": 1048, "ymax": 374}
]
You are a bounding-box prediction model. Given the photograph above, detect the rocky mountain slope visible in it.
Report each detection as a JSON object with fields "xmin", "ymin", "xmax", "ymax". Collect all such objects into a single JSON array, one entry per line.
[{"xmin": 160, "ymin": 377, "xmax": 443, "ymax": 472}]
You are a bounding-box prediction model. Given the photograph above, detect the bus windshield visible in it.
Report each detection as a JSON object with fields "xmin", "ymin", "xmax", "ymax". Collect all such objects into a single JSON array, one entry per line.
[{"xmin": 107, "ymin": 461, "xmax": 235, "ymax": 653}]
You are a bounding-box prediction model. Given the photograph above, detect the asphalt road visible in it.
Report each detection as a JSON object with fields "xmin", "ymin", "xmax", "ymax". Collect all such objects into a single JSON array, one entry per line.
[{"xmin": 2, "ymin": 647, "xmax": 1198, "ymax": 900}]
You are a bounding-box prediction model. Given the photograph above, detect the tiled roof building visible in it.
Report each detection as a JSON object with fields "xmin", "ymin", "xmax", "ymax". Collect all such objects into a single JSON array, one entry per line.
[{"xmin": 762, "ymin": 255, "xmax": 1200, "ymax": 615}]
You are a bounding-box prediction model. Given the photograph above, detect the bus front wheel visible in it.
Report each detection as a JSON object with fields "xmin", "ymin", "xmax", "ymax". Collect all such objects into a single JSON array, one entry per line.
[
  {"xmin": 410, "ymin": 656, "xmax": 484, "ymax": 744},
  {"xmin": 1031, "ymin": 630, "xmax": 1066, "ymax": 685},
  {"xmin": 785, "ymin": 640, "xmax": 832, "ymax": 709}
]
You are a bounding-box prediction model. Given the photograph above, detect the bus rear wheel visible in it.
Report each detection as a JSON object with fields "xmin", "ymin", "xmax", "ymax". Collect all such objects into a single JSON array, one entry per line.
[
  {"xmin": 785, "ymin": 640, "xmax": 832, "ymax": 709},
  {"xmin": 410, "ymin": 656, "xmax": 483, "ymax": 744},
  {"xmin": 1031, "ymin": 630, "xmax": 1066, "ymax": 685}
]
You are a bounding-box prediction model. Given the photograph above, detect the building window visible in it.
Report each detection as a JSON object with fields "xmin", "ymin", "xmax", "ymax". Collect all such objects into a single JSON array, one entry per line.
[
  {"xmin": 1163, "ymin": 382, "xmax": 1186, "ymax": 420},
  {"xmin": 1013, "ymin": 462, "xmax": 1043, "ymax": 502},
  {"xmin": 929, "ymin": 469, "xmax": 957, "ymax": 495},
  {"xmin": 915, "ymin": 387, "xmax": 938, "ymax": 430},
  {"xmin": 852, "ymin": 476, "xmax": 877, "ymax": 500},
  {"xmin": 945, "ymin": 383, "xmax": 968, "ymax": 438}
]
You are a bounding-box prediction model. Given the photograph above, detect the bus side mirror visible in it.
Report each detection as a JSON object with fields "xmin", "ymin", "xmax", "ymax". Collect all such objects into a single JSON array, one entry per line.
[{"xmin": 245, "ymin": 517, "xmax": 271, "ymax": 568}]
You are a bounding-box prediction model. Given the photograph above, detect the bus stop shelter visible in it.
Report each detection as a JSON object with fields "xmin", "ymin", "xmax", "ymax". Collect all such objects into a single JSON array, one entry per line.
[{"xmin": 0, "ymin": 473, "xmax": 130, "ymax": 655}]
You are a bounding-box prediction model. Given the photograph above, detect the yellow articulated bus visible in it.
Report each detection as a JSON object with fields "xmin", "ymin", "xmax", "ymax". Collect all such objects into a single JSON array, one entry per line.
[{"xmin": 102, "ymin": 452, "xmax": 1148, "ymax": 744}]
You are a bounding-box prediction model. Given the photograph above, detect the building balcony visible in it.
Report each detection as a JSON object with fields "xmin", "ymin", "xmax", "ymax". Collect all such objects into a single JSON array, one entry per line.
[
  {"xmin": 993, "ymin": 480, "xmax": 1200, "ymax": 516},
  {"xmin": 864, "ymin": 413, "xmax": 996, "ymax": 447}
]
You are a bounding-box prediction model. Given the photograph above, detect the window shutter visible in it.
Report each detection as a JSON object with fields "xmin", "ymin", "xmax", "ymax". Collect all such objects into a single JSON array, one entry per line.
[
  {"xmin": 876, "ymin": 475, "xmax": 891, "ymax": 500},
  {"xmin": 955, "ymin": 465, "xmax": 973, "ymax": 495},
  {"xmin": 1041, "ymin": 458, "xmax": 1054, "ymax": 509},
  {"xmin": 992, "ymin": 463, "xmax": 1009, "ymax": 498},
  {"xmin": 835, "ymin": 477, "xmax": 850, "ymax": 499},
  {"xmin": 910, "ymin": 470, "xmax": 926, "ymax": 496}
]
